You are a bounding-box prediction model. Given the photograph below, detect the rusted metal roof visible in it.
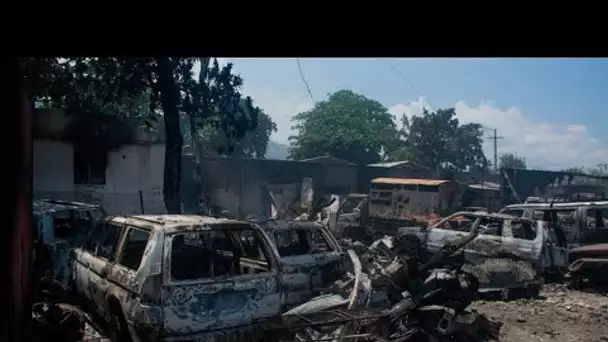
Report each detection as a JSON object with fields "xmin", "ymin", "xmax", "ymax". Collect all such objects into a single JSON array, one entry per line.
[
  {"xmin": 467, "ymin": 181, "xmax": 501, "ymax": 191},
  {"xmin": 371, "ymin": 178, "xmax": 449, "ymax": 186}
]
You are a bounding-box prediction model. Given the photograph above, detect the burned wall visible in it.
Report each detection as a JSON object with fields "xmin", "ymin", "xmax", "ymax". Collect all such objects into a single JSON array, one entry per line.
[{"xmin": 197, "ymin": 157, "xmax": 359, "ymax": 218}]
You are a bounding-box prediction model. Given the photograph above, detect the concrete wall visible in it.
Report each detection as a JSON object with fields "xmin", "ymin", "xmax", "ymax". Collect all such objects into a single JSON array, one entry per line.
[
  {"xmin": 34, "ymin": 139, "xmax": 166, "ymax": 215},
  {"xmin": 196, "ymin": 157, "xmax": 359, "ymax": 218}
]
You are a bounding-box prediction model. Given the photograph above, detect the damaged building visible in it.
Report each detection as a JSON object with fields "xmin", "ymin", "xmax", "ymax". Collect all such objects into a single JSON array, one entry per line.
[{"xmin": 34, "ymin": 109, "xmax": 166, "ymax": 215}]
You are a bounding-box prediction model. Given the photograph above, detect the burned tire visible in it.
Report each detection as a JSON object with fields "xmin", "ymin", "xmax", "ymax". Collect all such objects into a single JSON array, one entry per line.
[{"xmin": 462, "ymin": 258, "xmax": 538, "ymax": 291}]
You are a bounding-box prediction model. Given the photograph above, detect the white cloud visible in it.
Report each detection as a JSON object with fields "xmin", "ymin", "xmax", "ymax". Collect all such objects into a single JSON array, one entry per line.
[
  {"xmin": 214, "ymin": 58, "xmax": 312, "ymax": 143},
  {"xmin": 388, "ymin": 96, "xmax": 431, "ymax": 122},
  {"xmin": 389, "ymin": 98, "xmax": 608, "ymax": 170},
  {"xmin": 197, "ymin": 59, "xmax": 608, "ymax": 169}
]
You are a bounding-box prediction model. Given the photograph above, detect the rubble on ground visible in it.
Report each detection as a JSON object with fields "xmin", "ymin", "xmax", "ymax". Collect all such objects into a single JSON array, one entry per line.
[
  {"xmin": 256, "ymin": 234, "xmax": 503, "ymax": 341},
  {"xmin": 472, "ymin": 284, "xmax": 608, "ymax": 342},
  {"xmin": 30, "ymin": 208, "xmax": 606, "ymax": 342}
]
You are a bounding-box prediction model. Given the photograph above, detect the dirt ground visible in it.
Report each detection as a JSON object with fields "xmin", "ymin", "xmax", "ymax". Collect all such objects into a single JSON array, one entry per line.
[
  {"xmin": 81, "ymin": 284, "xmax": 608, "ymax": 342},
  {"xmin": 471, "ymin": 284, "xmax": 608, "ymax": 342}
]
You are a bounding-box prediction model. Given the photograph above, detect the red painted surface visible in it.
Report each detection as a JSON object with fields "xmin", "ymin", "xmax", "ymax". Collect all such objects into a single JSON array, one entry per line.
[{"xmin": 569, "ymin": 243, "xmax": 608, "ymax": 259}]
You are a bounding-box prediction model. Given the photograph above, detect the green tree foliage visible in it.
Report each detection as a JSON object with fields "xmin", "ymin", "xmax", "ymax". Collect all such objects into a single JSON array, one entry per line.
[
  {"xmin": 389, "ymin": 108, "xmax": 489, "ymax": 172},
  {"xmin": 189, "ymin": 107, "xmax": 276, "ymax": 159},
  {"xmin": 499, "ymin": 153, "xmax": 527, "ymax": 169},
  {"xmin": 288, "ymin": 90, "xmax": 398, "ymax": 164}
]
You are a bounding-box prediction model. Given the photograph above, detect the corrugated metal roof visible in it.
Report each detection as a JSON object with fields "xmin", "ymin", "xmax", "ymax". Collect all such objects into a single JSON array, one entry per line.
[
  {"xmin": 368, "ymin": 161, "xmax": 411, "ymax": 168},
  {"xmin": 468, "ymin": 181, "xmax": 501, "ymax": 191},
  {"xmin": 371, "ymin": 178, "xmax": 450, "ymax": 186},
  {"xmin": 300, "ymin": 156, "xmax": 355, "ymax": 165},
  {"xmin": 33, "ymin": 199, "xmax": 102, "ymax": 215}
]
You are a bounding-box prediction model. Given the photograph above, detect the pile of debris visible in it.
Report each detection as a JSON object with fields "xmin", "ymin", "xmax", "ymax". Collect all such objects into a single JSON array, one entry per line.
[{"xmin": 255, "ymin": 233, "xmax": 503, "ymax": 341}]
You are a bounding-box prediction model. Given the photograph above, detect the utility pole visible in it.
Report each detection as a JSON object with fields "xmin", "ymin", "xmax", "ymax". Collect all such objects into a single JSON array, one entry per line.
[{"xmin": 486, "ymin": 128, "xmax": 503, "ymax": 172}]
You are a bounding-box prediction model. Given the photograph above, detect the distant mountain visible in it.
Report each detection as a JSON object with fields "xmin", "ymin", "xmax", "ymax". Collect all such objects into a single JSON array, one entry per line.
[{"xmin": 265, "ymin": 141, "xmax": 289, "ymax": 160}]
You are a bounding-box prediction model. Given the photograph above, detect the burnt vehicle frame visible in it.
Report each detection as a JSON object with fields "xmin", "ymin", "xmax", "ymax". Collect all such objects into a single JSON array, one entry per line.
[
  {"xmin": 395, "ymin": 211, "xmax": 569, "ymax": 293},
  {"xmin": 500, "ymin": 194, "xmax": 608, "ymax": 248},
  {"xmin": 32, "ymin": 199, "xmax": 106, "ymax": 287},
  {"xmin": 566, "ymin": 243, "xmax": 608, "ymax": 288},
  {"xmin": 70, "ymin": 215, "xmax": 291, "ymax": 342},
  {"xmin": 258, "ymin": 220, "xmax": 345, "ymax": 308},
  {"xmin": 258, "ymin": 223, "xmax": 502, "ymax": 342}
]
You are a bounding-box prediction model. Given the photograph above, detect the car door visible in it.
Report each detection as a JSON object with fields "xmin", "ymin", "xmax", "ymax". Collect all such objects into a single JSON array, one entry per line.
[
  {"xmin": 87, "ymin": 221, "xmax": 126, "ymax": 317},
  {"xmin": 273, "ymin": 226, "xmax": 342, "ymax": 307},
  {"xmin": 161, "ymin": 225, "xmax": 282, "ymax": 337},
  {"xmin": 499, "ymin": 219, "xmax": 542, "ymax": 265},
  {"xmin": 462, "ymin": 216, "xmax": 506, "ymax": 265},
  {"xmin": 72, "ymin": 221, "xmax": 107, "ymax": 302},
  {"xmin": 107, "ymin": 226, "xmax": 152, "ymax": 320}
]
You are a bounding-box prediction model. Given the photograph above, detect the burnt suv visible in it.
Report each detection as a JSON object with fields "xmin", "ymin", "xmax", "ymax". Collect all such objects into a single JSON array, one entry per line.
[
  {"xmin": 500, "ymin": 198, "xmax": 608, "ymax": 248},
  {"xmin": 395, "ymin": 211, "xmax": 569, "ymax": 294}
]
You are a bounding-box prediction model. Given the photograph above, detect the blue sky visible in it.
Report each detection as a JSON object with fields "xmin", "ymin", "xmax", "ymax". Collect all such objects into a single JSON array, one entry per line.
[{"xmin": 213, "ymin": 58, "xmax": 608, "ymax": 169}]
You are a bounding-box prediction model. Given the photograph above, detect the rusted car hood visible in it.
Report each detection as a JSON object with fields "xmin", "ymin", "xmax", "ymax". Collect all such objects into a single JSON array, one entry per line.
[{"xmin": 569, "ymin": 243, "xmax": 608, "ymax": 260}]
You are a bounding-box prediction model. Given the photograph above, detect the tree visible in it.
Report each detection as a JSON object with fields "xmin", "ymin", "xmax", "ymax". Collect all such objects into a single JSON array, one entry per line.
[
  {"xmin": 499, "ymin": 153, "xmax": 527, "ymax": 169},
  {"xmin": 190, "ymin": 107, "xmax": 276, "ymax": 159},
  {"xmin": 288, "ymin": 90, "xmax": 398, "ymax": 164},
  {"xmin": 389, "ymin": 108, "xmax": 489, "ymax": 172}
]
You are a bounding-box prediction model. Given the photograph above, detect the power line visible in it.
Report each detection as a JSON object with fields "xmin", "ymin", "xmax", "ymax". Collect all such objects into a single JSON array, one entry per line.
[
  {"xmin": 296, "ymin": 58, "xmax": 315, "ymax": 103},
  {"xmin": 382, "ymin": 59, "xmax": 510, "ymax": 172},
  {"xmin": 382, "ymin": 58, "xmax": 425, "ymax": 101}
]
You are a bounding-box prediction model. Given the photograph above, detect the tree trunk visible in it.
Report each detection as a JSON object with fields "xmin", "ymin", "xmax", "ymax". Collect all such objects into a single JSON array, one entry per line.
[
  {"xmin": 190, "ymin": 58, "xmax": 211, "ymax": 214},
  {"xmin": 157, "ymin": 57, "xmax": 183, "ymax": 214}
]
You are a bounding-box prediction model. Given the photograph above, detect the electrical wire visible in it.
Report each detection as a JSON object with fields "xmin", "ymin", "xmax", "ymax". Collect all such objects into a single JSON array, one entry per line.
[
  {"xmin": 296, "ymin": 58, "xmax": 315, "ymax": 104},
  {"xmin": 382, "ymin": 58, "xmax": 425, "ymax": 101}
]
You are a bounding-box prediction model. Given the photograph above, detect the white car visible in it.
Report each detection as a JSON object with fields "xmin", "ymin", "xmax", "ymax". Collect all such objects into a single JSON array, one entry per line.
[{"xmin": 70, "ymin": 215, "xmax": 285, "ymax": 342}]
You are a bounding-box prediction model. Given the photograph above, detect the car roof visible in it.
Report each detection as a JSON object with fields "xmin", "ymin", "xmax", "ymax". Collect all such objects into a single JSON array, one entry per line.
[
  {"xmin": 33, "ymin": 199, "xmax": 102, "ymax": 215},
  {"xmin": 106, "ymin": 214, "xmax": 256, "ymax": 234},
  {"xmin": 502, "ymin": 201, "xmax": 608, "ymax": 210},
  {"xmin": 448, "ymin": 211, "xmax": 535, "ymax": 223}
]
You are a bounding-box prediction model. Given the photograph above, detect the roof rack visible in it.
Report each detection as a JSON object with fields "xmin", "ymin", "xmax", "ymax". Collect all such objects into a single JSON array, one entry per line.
[
  {"xmin": 524, "ymin": 192, "xmax": 608, "ymax": 204},
  {"xmin": 130, "ymin": 216, "xmax": 166, "ymax": 225}
]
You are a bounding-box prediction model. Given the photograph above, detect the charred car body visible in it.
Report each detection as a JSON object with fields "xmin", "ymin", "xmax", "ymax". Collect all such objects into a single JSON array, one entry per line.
[
  {"xmin": 33, "ymin": 199, "xmax": 106, "ymax": 287},
  {"xmin": 69, "ymin": 214, "xmax": 368, "ymax": 342},
  {"xmin": 500, "ymin": 196, "xmax": 608, "ymax": 248},
  {"xmin": 394, "ymin": 211, "xmax": 569, "ymax": 295},
  {"xmin": 257, "ymin": 218, "xmax": 502, "ymax": 342},
  {"xmin": 256, "ymin": 220, "xmax": 344, "ymax": 308},
  {"xmin": 70, "ymin": 215, "xmax": 289, "ymax": 341},
  {"xmin": 566, "ymin": 243, "xmax": 608, "ymax": 288}
]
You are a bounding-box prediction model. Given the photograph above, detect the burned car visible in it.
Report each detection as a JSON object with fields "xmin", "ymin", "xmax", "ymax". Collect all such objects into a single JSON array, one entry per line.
[
  {"xmin": 70, "ymin": 215, "xmax": 328, "ymax": 342},
  {"xmin": 32, "ymin": 199, "xmax": 106, "ymax": 287},
  {"xmin": 258, "ymin": 220, "xmax": 344, "ymax": 308},
  {"xmin": 566, "ymin": 243, "xmax": 608, "ymax": 288},
  {"xmin": 500, "ymin": 196, "xmax": 608, "ymax": 248},
  {"xmin": 395, "ymin": 211, "xmax": 569, "ymax": 295}
]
